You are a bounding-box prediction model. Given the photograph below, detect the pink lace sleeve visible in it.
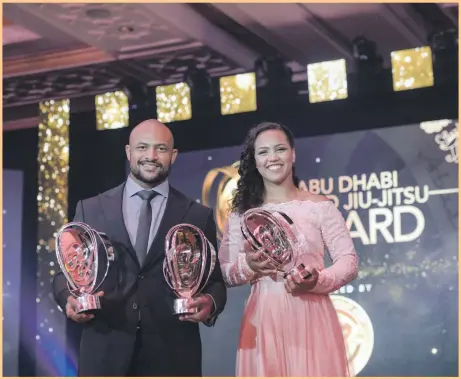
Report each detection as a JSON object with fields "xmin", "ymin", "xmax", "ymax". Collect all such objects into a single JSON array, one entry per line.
[
  {"xmin": 311, "ymin": 201, "xmax": 358, "ymax": 294},
  {"xmin": 219, "ymin": 212, "xmax": 258, "ymax": 287}
]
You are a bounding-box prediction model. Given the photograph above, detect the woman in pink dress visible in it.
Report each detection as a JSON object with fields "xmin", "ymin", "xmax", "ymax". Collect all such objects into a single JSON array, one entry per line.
[{"xmin": 219, "ymin": 122, "xmax": 358, "ymax": 377}]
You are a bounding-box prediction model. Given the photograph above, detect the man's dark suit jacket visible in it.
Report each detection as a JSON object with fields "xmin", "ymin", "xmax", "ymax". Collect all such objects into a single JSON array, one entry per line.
[{"xmin": 52, "ymin": 182, "xmax": 227, "ymax": 376}]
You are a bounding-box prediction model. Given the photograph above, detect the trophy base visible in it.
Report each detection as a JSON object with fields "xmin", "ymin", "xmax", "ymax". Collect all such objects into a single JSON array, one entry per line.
[
  {"xmin": 284, "ymin": 263, "xmax": 312, "ymax": 280},
  {"xmin": 173, "ymin": 298, "xmax": 198, "ymax": 315},
  {"xmin": 76, "ymin": 294, "xmax": 101, "ymax": 314}
]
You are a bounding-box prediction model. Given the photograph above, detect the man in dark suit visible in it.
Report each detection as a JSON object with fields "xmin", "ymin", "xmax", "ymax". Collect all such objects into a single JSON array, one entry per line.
[{"xmin": 52, "ymin": 119, "xmax": 227, "ymax": 376}]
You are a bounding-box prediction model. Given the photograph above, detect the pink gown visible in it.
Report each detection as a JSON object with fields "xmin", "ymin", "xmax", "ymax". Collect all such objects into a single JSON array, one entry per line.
[{"xmin": 219, "ymin": 200, "xmax": 358, "ymax": 377}]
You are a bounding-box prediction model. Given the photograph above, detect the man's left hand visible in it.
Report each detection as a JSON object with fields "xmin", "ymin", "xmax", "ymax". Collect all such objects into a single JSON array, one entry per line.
[{"xmin": 179, "ymin": 294, "xmax": 213, "ymax": 323}]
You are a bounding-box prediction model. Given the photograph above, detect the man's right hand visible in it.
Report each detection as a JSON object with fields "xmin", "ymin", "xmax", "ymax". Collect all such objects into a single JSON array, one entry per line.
[{"xmin": 65, "ymin": 291, "xmax": 104, "ymax": 323}]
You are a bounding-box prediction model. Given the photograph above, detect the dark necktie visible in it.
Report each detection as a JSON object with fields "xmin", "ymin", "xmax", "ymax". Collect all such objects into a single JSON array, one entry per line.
[{"xmin": 134, "ymin": 190, "xmax": 158, "ymax": 266}]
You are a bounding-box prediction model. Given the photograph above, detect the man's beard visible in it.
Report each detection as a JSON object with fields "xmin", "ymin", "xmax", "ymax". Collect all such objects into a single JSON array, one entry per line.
[{"xmin": 131, "ymin": 161, "xmax": 170, "ymax": 186}]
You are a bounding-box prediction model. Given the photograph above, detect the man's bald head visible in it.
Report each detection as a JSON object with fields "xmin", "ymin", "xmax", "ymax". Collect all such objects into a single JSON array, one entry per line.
[
  {"xmin": 125, "ymin": 119, "xmax": 178, "ymax": 189},
  {"xmin": 129, "ymin": 119, "xmax": 174, "ymax": 148}
]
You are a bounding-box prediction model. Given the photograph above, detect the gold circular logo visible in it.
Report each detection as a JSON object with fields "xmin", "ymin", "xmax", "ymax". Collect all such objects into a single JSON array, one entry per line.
[
  {"xmin": 201, "ymin": 162, "xmax": 240, "ymax": 239},
  {"xmin": 330, "ymin": 295, "xmax": 374, "ymax": 376}
]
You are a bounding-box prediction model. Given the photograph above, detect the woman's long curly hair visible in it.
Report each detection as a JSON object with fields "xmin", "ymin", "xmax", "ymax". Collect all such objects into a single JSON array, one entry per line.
[{"xmin": 231, "ymin": 122, "xmax": 300, "ymax": 214}]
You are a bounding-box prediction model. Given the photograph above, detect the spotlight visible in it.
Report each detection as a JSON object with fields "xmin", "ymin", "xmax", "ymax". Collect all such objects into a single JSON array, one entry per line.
[
  {"xmin": 352, "ymin": 36, "xmax": 383, "ymax": 72},
  {"xmin": 254, "ymin": 54, "xmax": 297, "ymax": 106},
  {"xmin": 351, "ymin": 36, "xmax": 390, "ymax": 96},
  {"xmin": 428, "ymin": 28, "xmax": 458, "ymax": 51},
  {"xmin": 120, "ymin": 78, "xmax": 150, "ymax": 110},
  {"xmin": 428, "ymin": 29, "xmax": 458, "ymax": 86},
  {"xmin": 254, "ymin": 54, "xmax": 293, "ymax": 88},
  {"xmin": 184, "ymin": 63, "xmax": 216, "ymax": 118},
  {"xmin": 120, "ymin": 78, "xmax": 155, "ymax": 123},
  {"xmin": 185, "ymin": 64, "xmax": 213, "ymax": 98}
]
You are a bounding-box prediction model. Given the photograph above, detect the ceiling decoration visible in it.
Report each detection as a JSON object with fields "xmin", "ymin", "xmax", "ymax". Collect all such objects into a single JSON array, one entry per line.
[{"xmin": 3, "ymin": 2, "xmax": 457, "ymax": 125}]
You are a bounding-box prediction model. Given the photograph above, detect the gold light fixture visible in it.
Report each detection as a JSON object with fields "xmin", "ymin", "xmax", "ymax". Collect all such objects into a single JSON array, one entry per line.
[
  {"xmin": 156, "ymin": 82, "xmax": 192, "ymax": 123},
  {"xmin": 219, "ymin": 72, "xmax": 257, "ymax": 115},
  {"xmin": 95, "ymin": 91, "xmax": 129, "ymax": 130},
  {"xmin": 391, "ymin": 46, "xmax": 434, "ymax": 91},
  {"xmin": 307, "ymin": 59, "xmax": 348, "ymax": 103}
]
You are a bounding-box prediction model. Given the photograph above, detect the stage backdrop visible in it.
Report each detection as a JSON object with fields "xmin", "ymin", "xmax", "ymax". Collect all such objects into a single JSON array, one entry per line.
[
  {"xmin": 166, "ymin": 119, "xmax": 459, "ymax": 377},
  {"xmin": 3, "ymin": 170, "xmax": 24, "ymax": 376}
]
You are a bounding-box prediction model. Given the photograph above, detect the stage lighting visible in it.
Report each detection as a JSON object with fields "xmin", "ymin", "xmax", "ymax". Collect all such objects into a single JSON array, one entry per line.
[
  {"xmin": 352, "ymin": 36, "xmax": 391, "ymax": 96},
  {"xmin": 183, "ymin": 63, "xmax": 216, "ymax": 118},
  {"xmin": 353, "ymin": 36, "xmax": 376, "ymax": 60},
  {"xmin": 185, "ymin": 64, "xmax": 213, "ymax": 98},
  {"xmin": 120, "ymin": 78, "xmax": 151, "ymax": 110},
  {"xmin": 428, "ymin": 28, "xmax": 458, "ymax": 85},
  {"xmin": 119, "ymin": 78, "xmax": 156, "ymax": 124},
  {"xmin": 352, "ymin": 36, "xmax": 383, "ymax": 73},
  {"xmin": 429, "ymin": 28, "xmax": 458, "ymax": 51},
  {"xmin": 255, "ymin": 55, "xmax": 293, "ymax": 87},
  {"xmin": 254, "ymin": 54, "xmax": 297, "ymax": 104}
]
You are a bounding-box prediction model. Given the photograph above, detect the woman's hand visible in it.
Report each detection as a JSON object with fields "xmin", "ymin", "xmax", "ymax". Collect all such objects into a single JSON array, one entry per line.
[
  {"xmin": 284, "ymin": 267, "xmax": 319, "ymax": 295},
  {"xmin": 244, "ymin": 240, "xmax": 277, "ymax": 276}
]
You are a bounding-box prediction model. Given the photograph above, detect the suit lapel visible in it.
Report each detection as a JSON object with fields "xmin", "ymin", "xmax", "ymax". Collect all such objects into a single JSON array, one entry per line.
[
  {"xmin": 99, "ymin": 182, "xmax": 140, "ymax": 268},
  {"xmin": 141, "ymin": 187, "xmax": 190, "ymax": 271}
]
